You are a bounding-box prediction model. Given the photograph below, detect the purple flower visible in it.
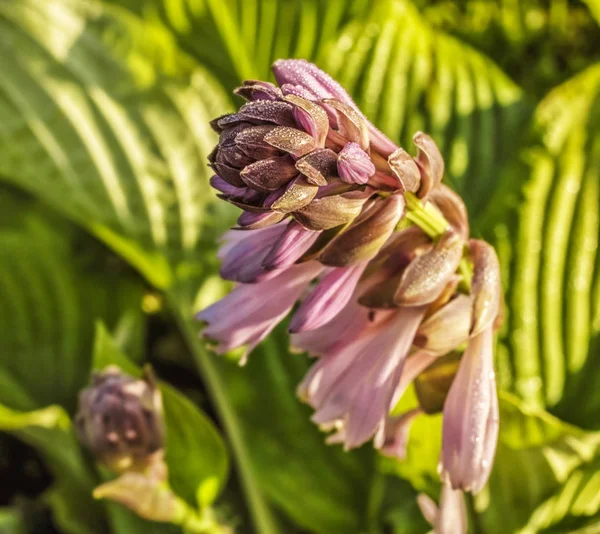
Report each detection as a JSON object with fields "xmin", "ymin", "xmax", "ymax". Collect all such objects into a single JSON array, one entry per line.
[
  {"xmin": 199, "ymin": 58, "xmax": 504, "ymax": 490},
  {"xmin": 198, "ymin": 261, "xmax": 322, "ymax": 363},
  {"xmin": 440, "ymin": 326, "xmax": 499, "ymax": 493}
]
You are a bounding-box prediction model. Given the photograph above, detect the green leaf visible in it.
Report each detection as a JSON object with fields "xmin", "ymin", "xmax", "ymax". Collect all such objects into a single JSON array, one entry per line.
[
  {"xmin": 0, "ymin": 403, "xmax": 106, "ymax": 534},
  {"xmin": 522, "ymin": 456, "xmax": 600, "ymax": 534},
  {"xmin": 0, "ymin": 0, "xmax": 232, "ymax": 291},
  {"xmin": 201, "ymin": 329, "xmax": 375, "ymax": 534},
  {"xmin": 0, "ymin": 187, "xmax": 146, "ymax": 413},
  {"xmin": 476, "ymin": 393, "xmax": 600, "ymax": 533},
  {"xmin": 0, "ymin": 508, "xmax": 25, "ymax": 534},
  {"xmin": 92, "ymin": 323, "xmax": 229, "ymax": 509},
  {"xmin": 489, "ymin": 64, "xmax": 600, "ymax": 414}
]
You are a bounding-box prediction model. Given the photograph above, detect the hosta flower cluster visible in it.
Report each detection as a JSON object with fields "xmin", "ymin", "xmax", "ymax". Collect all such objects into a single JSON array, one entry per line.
[{"xmin": 199, "ymin": 59, "xmax": 502, "ymax": 508}]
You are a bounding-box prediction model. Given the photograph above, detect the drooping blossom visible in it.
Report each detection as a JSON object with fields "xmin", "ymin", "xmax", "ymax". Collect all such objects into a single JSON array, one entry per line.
[{"xmin": 198, "ymin": 59, "xmax": 503, "ymax": 503}]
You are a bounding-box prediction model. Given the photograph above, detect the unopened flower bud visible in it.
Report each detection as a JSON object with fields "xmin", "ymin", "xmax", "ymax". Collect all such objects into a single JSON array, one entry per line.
[
  {"xmin": 337, "ymin": 142, "xmax": 375, "ymax": 184},
  {"xmin": 76, "ymin": 366, "xmax": 164, "ymax": 472}
]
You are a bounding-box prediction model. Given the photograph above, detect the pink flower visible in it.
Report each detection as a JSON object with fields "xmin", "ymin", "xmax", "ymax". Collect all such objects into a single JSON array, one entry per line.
[
  {"xmin": 297, "ymin": 305, "xmax": 426, "ymax": 449},
  {"xmin": 440, "ymin": 326, "xmax": 499, "ymax": 493},
  {"xmin": 197, "ymin": 262, "xmax": 322, "ymax": 363}
]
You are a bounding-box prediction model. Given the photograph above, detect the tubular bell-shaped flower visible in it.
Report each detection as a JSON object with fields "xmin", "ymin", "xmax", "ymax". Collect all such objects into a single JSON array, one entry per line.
[{"xmin": 199, "ymin": 58, "xmax": 504, "ymax": 499}]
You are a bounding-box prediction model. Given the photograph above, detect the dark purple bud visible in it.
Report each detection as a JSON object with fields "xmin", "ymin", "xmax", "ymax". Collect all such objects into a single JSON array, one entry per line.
[
  {"xmin": 296, "ymin": 149, "xmax": 338, "ymax": 186},
  {"xmin": 234, "ymin": 80, "xmax": 283, "ymax": 101},
  {"xmin": 240, "ymin": 155, "xmax": 298, "ymax": 192},
  {"xmin": 210, "ymin": 175, "xmax": 246, "ymax": 198},
  {"xmin": 76, "ymin": 367, "xmax": 164, "ymax": 473},
  {"xmin": 264, "ymin": 126, "xmax": 316, "ymax": 157},
  {"xmin": 234, "ymin": 125, "xmax": 281, "ymax": 160},
  {"xmin": 337, "ymin": 142, "xmax": 375, "ymax": 185},
  {"xmin": 237, "ymin": 100, "xmax": 297, "ymax": 127}
]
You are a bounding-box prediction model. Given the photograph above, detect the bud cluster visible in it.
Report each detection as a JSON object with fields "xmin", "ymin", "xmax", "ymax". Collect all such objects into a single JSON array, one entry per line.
[{"xmin": 199, "ymin": 59, "xmax": 503, "ymax": 515}]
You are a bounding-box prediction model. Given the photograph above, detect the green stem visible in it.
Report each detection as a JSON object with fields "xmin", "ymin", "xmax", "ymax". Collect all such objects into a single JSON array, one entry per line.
[{"xmin": 168, "ymin": 295, "xmax": 279, "ymax": 534}]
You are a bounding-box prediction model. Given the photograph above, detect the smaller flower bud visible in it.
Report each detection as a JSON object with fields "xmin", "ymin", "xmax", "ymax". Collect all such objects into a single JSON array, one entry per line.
[
  {"xmin": 337, "ymin": 142, "xmax": 375, "ymax": 184},
  {"xmin": 76, "ymin": 366, "xmax": 164, "ymax": 473}
]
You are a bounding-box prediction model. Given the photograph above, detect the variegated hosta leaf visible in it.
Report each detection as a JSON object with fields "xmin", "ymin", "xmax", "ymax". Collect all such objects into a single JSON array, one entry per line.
[
  {"xmin": 0, "ymin": 0, "xmax": 232, "ymax": 290},
  {"xmin": 0, "ymin": 187, "xmax": 145, "ymax": 412},
  {"xmin": 490, "ymin": 65, "xmax": 600, "ymax": 416}
]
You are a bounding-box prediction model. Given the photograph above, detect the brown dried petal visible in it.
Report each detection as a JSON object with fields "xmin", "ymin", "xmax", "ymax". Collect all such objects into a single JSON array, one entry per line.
[
  {"xmin": 236, "ymin": 211, "xmax": 287, "ymax": 230},
  {"xmin": 292, "ymin": 190, "xmax": 370, "ymax": 231},
  {"xmin": 429, "ymin": 184, "xmax": 470, "ymax": 240},
  {"xmin": 234, "ymin": 125, "xmax": 280, "ymax": 159},
  {"xmin": 210, "ymin": 161, "xmax": 245, "ymax": 187},
  {"xmin": 413, "ymin": 132, "xmax": 444, "ymax": 200},
  {"xmin": 295, "ymin": 149, "xmax": 338, "ymax": 186},
  {"xmin": 264, "ymin": 126, "xmax": 316, "ymax": 157},
  {"xmin": 238, "ymin": 100, "xmax": 296, "ymax": 126},
  {"xmin": 319, "ymin": 194, "xmax": 405, "ymax": 266},
  {"xmin": 388, "ymin": 148, "xmax": 421, "ymax": 193},
  {"xmin": 395, "ymin": 230, "xmax": 464, "ymax": 306},
  {"xmin": 323, "ymin": 98, "xmax": 370, "ymax": 150},
  {"xmin": 270, "ymin": 176, "xmax": 319, "ymax": 213},
  {"xmin": 469, "ymin": 239, "xmax": 501, "ymax": 336},
  {"xmin": 414, "ymin": 294, "xmax": 473, "ymax": 354},
  {"xmin": 285, "ymin": 94, "xmax": 329, "ymax": 147},
  {"xmin": 240, "ymin": 155, "xmax": 298, "ymax": 192}
]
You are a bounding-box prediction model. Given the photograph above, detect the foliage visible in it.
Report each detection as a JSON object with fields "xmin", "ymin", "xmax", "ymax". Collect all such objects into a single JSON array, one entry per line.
[{"xmin": 0, "ymin": 0, "xmax": 599, "ymax": 532}]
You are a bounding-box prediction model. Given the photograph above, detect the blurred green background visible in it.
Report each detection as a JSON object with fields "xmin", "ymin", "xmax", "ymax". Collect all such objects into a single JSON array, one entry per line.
[{"xmin": 1, "ymin": 0, "xmax": 600, "ymax": 532}]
